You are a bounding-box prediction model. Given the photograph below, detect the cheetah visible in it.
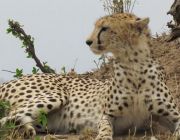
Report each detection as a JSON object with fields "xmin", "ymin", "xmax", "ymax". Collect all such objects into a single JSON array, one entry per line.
[{"xmin": 0, "ymin": 13, "xmax": 180, "ymax": 140}]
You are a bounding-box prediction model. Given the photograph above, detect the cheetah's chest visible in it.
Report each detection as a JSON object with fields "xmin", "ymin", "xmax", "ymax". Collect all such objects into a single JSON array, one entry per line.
[{"xmin": 113, "ymin": 95, "xmax": 150, "ymax": 134}]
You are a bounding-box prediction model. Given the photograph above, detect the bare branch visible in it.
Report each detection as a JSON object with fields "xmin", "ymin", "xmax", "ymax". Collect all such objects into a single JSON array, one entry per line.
[
  {"xmin": 2, "ymin": 70, "xmax": 16, "ymax": 74},
  {"xmin": 7, "ymin": 20, "xmax": 55, "ymax": 73},
  {"xmin": 167, "ymin": 0, "xmax": 180, "ymax": 41}
]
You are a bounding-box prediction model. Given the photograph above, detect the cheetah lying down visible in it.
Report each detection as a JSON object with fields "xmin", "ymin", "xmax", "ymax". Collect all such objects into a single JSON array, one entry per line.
[{"xmin": 1, "ymin": 13, "xmax": 180, "ymax": 140}]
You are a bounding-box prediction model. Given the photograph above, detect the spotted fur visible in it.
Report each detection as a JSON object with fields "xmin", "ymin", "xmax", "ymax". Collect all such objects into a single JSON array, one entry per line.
[{"xmin": 0, "ymin": 13, "xmax": 180, "ymax": 140}]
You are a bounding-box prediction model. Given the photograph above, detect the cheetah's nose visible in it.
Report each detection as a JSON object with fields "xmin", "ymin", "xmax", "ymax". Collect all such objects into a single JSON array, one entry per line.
[{"xmin": 86, "ymin": 40, "xmax": 93, "ymax": 46}]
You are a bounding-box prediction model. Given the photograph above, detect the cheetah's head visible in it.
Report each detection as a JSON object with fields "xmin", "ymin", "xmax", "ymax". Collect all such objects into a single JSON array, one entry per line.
[{"xmin": 86, "ymin": 13, "xmax": 150, "ymax": 57}]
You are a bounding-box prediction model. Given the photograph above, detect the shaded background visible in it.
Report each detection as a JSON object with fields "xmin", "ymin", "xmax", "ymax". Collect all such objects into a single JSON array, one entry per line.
[{"xmin": 0, "ymin": 0, "xmax": 173, "ymax": 82}]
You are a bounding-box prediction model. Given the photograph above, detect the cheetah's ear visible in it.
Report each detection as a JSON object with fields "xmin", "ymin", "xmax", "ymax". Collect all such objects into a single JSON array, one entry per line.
[{"xmin": 134, "ymin": 17, "xmax": 149, "ymax": 30}]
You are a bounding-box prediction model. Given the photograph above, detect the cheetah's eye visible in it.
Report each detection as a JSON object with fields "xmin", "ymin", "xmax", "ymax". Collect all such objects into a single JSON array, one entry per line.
[
  {"xmin": 101, "ymin": 26, "xmax": 109, "ymax": 31},
  {"xmin": 136, "ymin": 18, "xmax": 141, "ymax": 21}
]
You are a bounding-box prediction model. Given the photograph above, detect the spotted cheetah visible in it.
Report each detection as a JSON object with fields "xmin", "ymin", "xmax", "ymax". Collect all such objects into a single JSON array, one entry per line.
[{"xmin": 0, "ymin": 13, "xmax": 180, "ymax": 140}]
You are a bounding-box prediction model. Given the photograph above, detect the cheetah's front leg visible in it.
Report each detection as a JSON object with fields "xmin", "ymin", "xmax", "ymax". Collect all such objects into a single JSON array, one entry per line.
[
  {"xmin": 148, "ymin": 99, "xmax": 180, "ymax": 137},
  {"xmin": 95, "ymin": 114, "xmax": 113, "ymax": 140}
]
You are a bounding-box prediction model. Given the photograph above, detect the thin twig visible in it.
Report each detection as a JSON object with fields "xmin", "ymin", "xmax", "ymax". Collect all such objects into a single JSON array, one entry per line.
[
  {"xmin": 73, "ymin": 58, "xmax": 78, "ymax": 70},
  {"xmin": 2, "ymin": 70, "xmax": 16, "ymax": 74},
  {"xmin": 131, "ymin": 0, "xmax": 137, "ymax": 13}
]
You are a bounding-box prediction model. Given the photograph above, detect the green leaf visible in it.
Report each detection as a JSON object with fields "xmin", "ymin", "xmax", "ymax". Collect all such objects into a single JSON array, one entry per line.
[
  {"xmin": 14, "ymin": 68, "xmax": 23, "ymax": 78},
  {"xmin": 37, "ymin": 110, "xmax": 47, "ymax": 128},
  {"xmin": 6, "ymin": 28, "xmax": 12, "ymax": 34},
  {"xmin": 61, "ymin": 66, "xmax": 66, "ymax": 75},
  {"xmin": 35, "ymin": 136, "xmax": 41, "ymax": 140},
  {"xmin": 32, "ymin": 67, "xmax": 39, "ymax": 74},
  {"xmin": 0, "ymin": 101, "xmax": 10, "ymax": 118},
  {"xmin": 27, "ymin": 52, "xmax": 33, "ymax": 58},
  {"xmin": 4, "ymin": 121, "xmax": 16, "ymax": 129}
]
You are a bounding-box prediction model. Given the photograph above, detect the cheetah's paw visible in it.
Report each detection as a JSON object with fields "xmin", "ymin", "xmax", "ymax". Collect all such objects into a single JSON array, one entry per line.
[
  {"xmin": 24, "ymin": 125, "xmax": 36, "ymax": 138},
  {"xmin": 0, "ymin": 117, "xmax": 7, "ymax": 127}
]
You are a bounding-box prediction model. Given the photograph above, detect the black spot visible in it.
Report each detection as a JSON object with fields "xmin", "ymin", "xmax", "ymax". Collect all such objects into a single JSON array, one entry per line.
[
  {"xmin": 26, "ymin": 95, "xmax": 32, "ymax": 98},
  {"xmin": 158, "ymin": 102, "xmax": 163, "ymax": 105},
  {"xmin": 148, "ymin": 75, "xmax": 155, "ymax": 80},
  {"xmin": 173, "ymin": 119, "xmax": 178, "ymax": 123},
  {"xmin": 47, "ymin": 104, "xmax": 53, "ymax": 109},
  {"xmin": 28, "ymin": 105, "xmax": 34, "ymax": 108},
  {"xmin": 127, "ymin": 78, "xmax": 132, "ymax": 83},
  {"xmin": 15, "ymin": 83, "xmax": 21, "ymax": 86},
  {"xmin": 2, "ymin": 88, "xmax": 5, "ymax": 92},
  {"xmin": 119, "ymin": 90, "xmax": 122, "ymax": 94},
  {"xmin": 70, "ymin": 111, "xmax": 74, "ymax": 118},
  {"xmin": 24, "ymin": 82, "xmax": 29, "ymax": 85},
  {"xmin": 164, "ymin": 93, "xmax": 168, "ymax": 97},
  {"xmin": 63, "ymin": 114, "xmax": 67, "ymax": 119},
  {"xmin": 20, "ymin": 87, "xmax": 26, "ymax": 90},
  {"xmin": 26, "ymin": 90, "xmax": 32, "ymax": 93},
  {"xmin": 113, "ymin": 89, "xmax": 117, "ymax": 93},
  {"xmin": 74, "ymin": 98, "xmax": 78, "ymax": 102},
  {"xmin": 11, "ymin": 89, "xmax": 16, "ymax": 93},
  {"xmin": 112, "ymin": 81, "xmax": 115, "ymax": 86},
  {"xmin": 19, "ymin": 92, "xmax": 25, "ymax": 95},
  {"xmin": 123, "ymin": 102, "xmax": 128, "ymax": 107},
  {"xmin": 37, "ymin": 104, "xmax": 44, "ymax": 108},
  {"xmin": 136, "ymin": 18, "xmax": 141, "ymax": 21},
  {"xmin": 163, "ymin": 112, "xmax": 169, "ymax": 116},
  {"xmin": 32, "ymin": 82, "xmax": 36, "ymax": 85},
  {"xmin": 25, "ymin": 113, "xmax": 32, "ymax": 116},
  {"xmin": 4, "ymin": 93, "xmax": 9, "ymax": 97},
  {"xmin": 166, "ymin": 104, "xmax": 171, "ymax": 109},
  {"xmin": 31, "ymin": 86, "xmax": 37, "ymax": 89},
  {"xmin": 49, "ymin": 99, "xmax": 56, "ymax": 102},
  {"xmin": 18, "ymin": 99, "xmax": 24, "ymax": 102},
  {"xmin": 40, "ymin": 86, "xmax": 44, "ymax": 90},
  {"xmin": 29, "ymin": 78, "xmax": 35, "ymax": 81},
  {"xmin": 174, "ymin": 112, "xmax": 179, "ymax": 116},
  {"xmin": 77, "ymin": 113, "xmax": 81, "ymax": 118},
  {"xmin": 148, "ymin": 105, "xmax": 153, "ymax": 111},
  {"xmin": 134, "ymin": 59, "xmax": 138, "ymax": 63},
  {"xmin": 124, "ymin": 71, "xmax": 127, "ymax": 75},
  {"xmin": 75, "ymin": 105, "xmax": 79, "ymax": 109},
  {"xmin": 8, "ymin": 95, "xmax": 13, "ymax": 99},
  {"xmin": 157, "ymin": 109, "xmax": 164, "ymax": 114},
  {"xmin": 134, "ymin": 52, "xmax": 138, "ymax": 56},
  {"xmin": 117, "ymin": 73, "xmax": 120, "ymax": 76},
  {"xmin": 150, "ymin": 82, "xmax": 155, "ymax": 88},
  {"xmin": 50, "ymin": 87, "xmax": 54, "ymax": 90},
  {"xmin": 19, "ymin": 110, "xmax": 24, "ymax": 114},
  {"xmin": 37, "ymin": 80, "xmax": 41, "ymax": 82},
  {"xmin": 118, "ymin": 106, "xmax": 123, "ymax": 111},
  {"xmin": 141, "ymin": 79, "xmax": 146, "ymax": 84},
  {"xmin": 144, "ymin": 69, "xmax": 148, "ymax": 74},
  {"xmin": 7, "ymin": 84, "xmax": 12, "ymax": 88}
]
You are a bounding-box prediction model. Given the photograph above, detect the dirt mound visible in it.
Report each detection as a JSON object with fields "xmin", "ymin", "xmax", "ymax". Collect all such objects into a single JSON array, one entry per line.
[{"xmin": 150, "ymin": 36, "xmax": 180, "ymax": 102}]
